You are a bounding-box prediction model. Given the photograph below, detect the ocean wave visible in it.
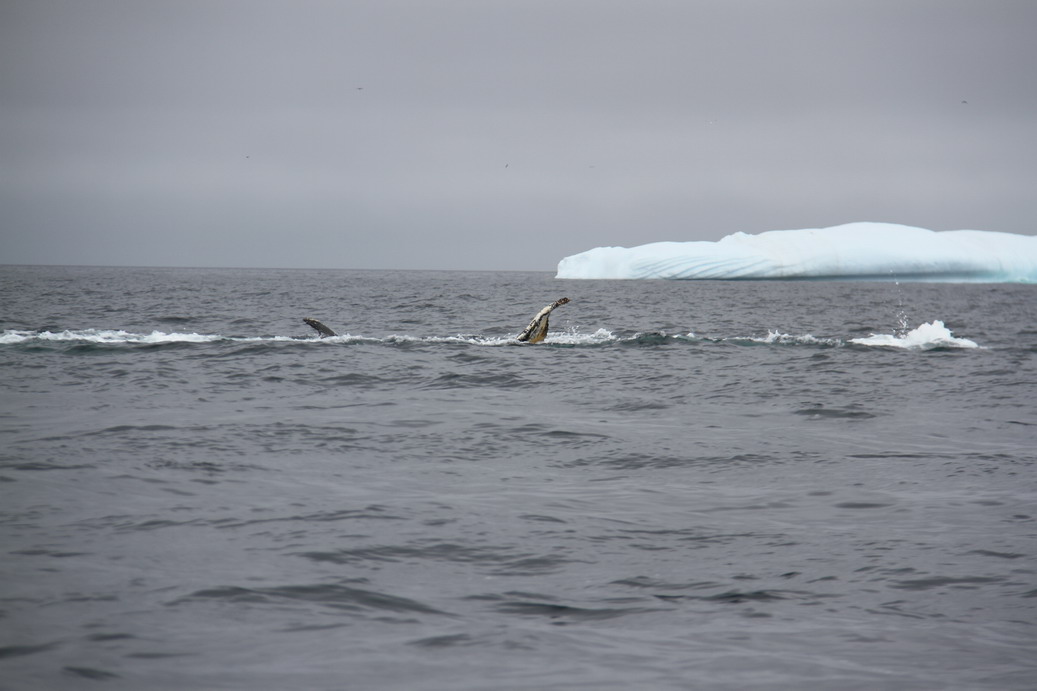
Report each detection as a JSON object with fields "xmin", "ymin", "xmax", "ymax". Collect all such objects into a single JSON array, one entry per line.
[{"xmin": 0, "ymin": 321, "xmax": 981, "ymax": 350}]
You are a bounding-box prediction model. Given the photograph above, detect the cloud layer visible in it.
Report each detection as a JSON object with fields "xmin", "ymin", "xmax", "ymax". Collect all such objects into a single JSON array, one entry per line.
[{"xmin": 3, "ymin": 1, "xmax": 1036, "ymax": 270}]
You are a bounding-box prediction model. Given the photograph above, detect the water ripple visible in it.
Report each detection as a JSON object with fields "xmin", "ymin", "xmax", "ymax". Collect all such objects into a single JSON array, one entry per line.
[{"xmin": 169, "ymin": 583, "xmax": 449, "ymax": 616}]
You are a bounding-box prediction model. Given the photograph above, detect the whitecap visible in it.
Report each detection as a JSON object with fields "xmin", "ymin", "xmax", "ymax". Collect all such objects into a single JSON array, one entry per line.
[
  {"xmin": 850, "ymin": 320, "xmax": 979, "ymax": 349},
  {"xmin": 0, "ymin": 330, "xmax": 35, "ymax": 344}
]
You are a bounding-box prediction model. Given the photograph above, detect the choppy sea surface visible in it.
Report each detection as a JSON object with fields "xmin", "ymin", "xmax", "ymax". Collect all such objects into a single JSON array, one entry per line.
[{"xmin": 1, "ymin": 265, "xmax": 1036, "ymax": 691}]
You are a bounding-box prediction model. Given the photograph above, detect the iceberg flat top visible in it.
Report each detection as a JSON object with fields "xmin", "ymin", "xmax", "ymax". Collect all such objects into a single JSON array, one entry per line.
[{"xmin": 555, "ymin": 222, "xmax": 1037, "ymax": 282}]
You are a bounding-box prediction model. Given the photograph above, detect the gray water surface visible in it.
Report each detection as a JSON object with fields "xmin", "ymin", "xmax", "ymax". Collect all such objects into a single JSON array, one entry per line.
[{"xmin": 2, "ymin": 266, "xmax": 1035, "ymax": 690}]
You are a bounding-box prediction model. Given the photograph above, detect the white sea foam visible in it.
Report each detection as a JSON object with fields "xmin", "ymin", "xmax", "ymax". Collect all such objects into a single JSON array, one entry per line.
[
  {"xmin": 381, "ymin": 333, "xmax": 512, "ymax": 346},
  {"xmin": 0, "ymin": 328, "xmax": 617, "ymax": 347},
  {"xmin": 850, "ymin": 320, "xmax": 979, "ymax": 349},
  {"xmin": 710, "ymin": 321, "xmax": 979, "ymax": 349},
  {"xmin": 750, "ymin": 331, "xmax": 842, "ymax": 347},
  {"xmin": 544, "ymin": 328, "xmax": 617, "ymax": 345},
  {"xmin": 0, "ymin": 330, "xmax": 35, "ymax": 344},
  {"xmin": 1, "ymin": 322, "xmax": 977, "ymax": 349},
  {"xmin": 382, "ymin": 328, "xmax": 616, "ymax": 346},
  {"xmin": 0, "ymin": 329, "xmax": 300, "ymax": 345},
  {"xmin": 36, "ymin": 329, "xmax": 224, "ymax": 343},
  {"xmin": 556, "ymin": 222, "xmax": 1037, "ymax": 282}
]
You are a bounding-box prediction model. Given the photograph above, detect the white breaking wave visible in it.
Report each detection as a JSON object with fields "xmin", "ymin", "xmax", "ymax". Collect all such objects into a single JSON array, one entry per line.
[
  {"xmin": 701, "ymin": 320, "xmax": 976, "ymax": 349},
  {"xmin": 849, "ymin": 320, "xmax": 979, "ymax": 349},
  {"xmin": 556, "ymin": 222, "xmax": 1037, "ymax": 282}
]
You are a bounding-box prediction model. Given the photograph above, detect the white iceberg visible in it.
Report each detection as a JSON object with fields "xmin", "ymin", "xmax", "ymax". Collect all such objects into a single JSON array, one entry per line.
[{"xmin": 555, "ymin": 222, "xmax": 1037, "ymax": 282}]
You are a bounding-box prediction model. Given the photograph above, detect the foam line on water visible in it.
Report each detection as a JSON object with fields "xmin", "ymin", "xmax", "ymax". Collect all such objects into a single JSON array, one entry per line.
[{"xmin": 1, "ymin": 321, "xmax": 980, "ymax": 349}]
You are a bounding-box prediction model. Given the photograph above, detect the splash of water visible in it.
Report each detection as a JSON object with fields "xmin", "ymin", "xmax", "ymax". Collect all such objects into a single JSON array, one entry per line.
[{"xmin": 850, "ymin": 320, "xmax": 979, "ymax": 349}]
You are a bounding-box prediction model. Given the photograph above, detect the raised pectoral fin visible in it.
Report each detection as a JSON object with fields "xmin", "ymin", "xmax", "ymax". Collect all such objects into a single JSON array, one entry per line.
[
  {"xmin": 303, "ymin": 317, "xmax": 337, "ymax": 338},
  {"xmin": 517, "ymin": 297, "xmax": 569, "ymax": 343}
]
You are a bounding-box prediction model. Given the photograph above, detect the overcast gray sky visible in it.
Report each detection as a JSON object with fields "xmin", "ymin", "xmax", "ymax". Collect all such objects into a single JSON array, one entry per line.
[{"xmin": 2, "ymin": 0, "xmax": 1035, "ymax": 271}]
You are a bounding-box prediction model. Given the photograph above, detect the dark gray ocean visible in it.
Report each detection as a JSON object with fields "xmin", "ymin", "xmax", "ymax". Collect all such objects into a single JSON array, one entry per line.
[{"xmin": 2, "ymin": 265, "xmax": 1036, "ymax": 690}]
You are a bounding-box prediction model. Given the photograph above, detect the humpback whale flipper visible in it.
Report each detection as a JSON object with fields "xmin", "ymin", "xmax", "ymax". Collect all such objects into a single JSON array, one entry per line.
[
  {"xmin": 517, "ymin": 297, "xmax": 570, "ymax": 344},
  {"xmin": 303, "ymin": 317, "xmax": 337, "ymax": 338}
]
